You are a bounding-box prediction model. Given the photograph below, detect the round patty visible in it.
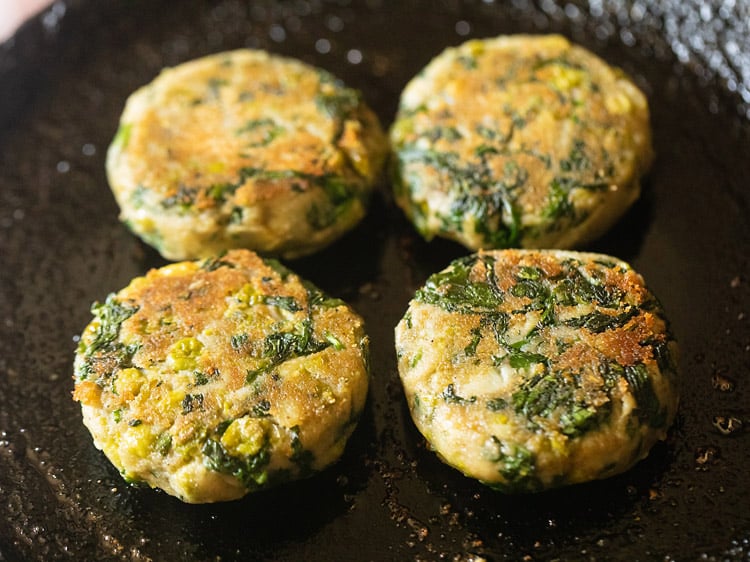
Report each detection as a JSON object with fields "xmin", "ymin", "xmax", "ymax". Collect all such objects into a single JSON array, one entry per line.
[
  {"xmin": 395, "ymin": 249, "xmax": 678, "ymax": 492},
  {"xmin": 107, "ymin": 49, "xmax": 388, "ymax": 261},
  {"xmin": 73, "ymin": 249, "xmax": 369, "ymax": 503},
  {"xmin": 390, "ymin": 34, "xmax": 653, "ymax": 251}
]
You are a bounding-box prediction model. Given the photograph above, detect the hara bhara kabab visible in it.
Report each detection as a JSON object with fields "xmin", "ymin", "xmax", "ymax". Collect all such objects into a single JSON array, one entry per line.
[
  {"xmin": 395, "ymin": 249, "xmax": 678, "ymax": 492},
  {"xmin": 390, "ymin": 34, "xmax": 653, "ymax": 251},
  {"xmin": 106, "ymin": 49, "xmax": 388, "ymax": 260},
  {"xmin": 73, "ymin": 249, "xmax": 369, "ymax": 503}
]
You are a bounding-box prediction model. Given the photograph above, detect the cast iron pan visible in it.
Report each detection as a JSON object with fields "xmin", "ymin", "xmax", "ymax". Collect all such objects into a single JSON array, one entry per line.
[{"xmin": 1, "ymin": 1, "xmax": 749, "ymax": 560}]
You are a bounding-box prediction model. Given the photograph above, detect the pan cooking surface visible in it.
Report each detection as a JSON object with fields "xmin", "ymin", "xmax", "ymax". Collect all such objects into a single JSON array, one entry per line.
[{"xmin": 1, "ymin": 1, "xmax": 749, "ymax": 560}]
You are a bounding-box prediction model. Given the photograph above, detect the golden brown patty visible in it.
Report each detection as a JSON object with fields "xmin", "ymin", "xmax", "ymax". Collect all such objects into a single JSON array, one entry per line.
[
  {"xmin": 73, "ymin": 249, "xmax": 369, "ymax": 503},
  {"xmin": 395, "ymin": 249, "xmax": 678, "ymax": 492},
  {"xmin": 391, "ymin": 34, "xmax": 653, "ymax": 250},
  {"xmin": 107, "ymin": 49, "xmax": 388, "ymax": 260}
]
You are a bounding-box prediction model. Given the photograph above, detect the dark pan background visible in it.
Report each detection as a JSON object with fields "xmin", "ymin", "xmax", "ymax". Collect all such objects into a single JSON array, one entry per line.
[{"xmin": 1, "ymin": 1, "xmax": 749, "ymax": 560}]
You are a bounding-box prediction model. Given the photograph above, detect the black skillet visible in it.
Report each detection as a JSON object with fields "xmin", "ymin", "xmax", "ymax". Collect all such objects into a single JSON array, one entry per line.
[{"xmin": 1, "ymin": 1, "xmax": 749, "ymax": 560}]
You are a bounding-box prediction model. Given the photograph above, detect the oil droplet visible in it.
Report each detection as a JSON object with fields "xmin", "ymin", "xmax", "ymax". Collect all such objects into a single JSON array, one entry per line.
[
  {"xmin": 455, "ymin": 20, "xmax": 471, "ymax": 36},
  {"xmin": 325, "ymin": 14, "xmax": 344, "ymax": 32},
  {"xmin": 347, "ymin": 49, "xmax": 363, "ymax": 65},
  {"xmin": 269, "ymin": 24, "xmax": 286, "ymax": 43},
  {"xmin": 315, "ymin": 38, "xmax": 331, "ymax": 54}
]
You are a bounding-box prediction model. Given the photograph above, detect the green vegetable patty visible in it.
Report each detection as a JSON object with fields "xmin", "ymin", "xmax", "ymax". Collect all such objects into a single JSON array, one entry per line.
[
  {"xmin": 395, "ymin": 249, "xmax": 678, "ymax": 492},
  {"xmin": 73, "ymin": 249, "xmax": 369, "ymax": 503},
  {"xmin": 107, "ymin": 49, "xmax": 388, "ymax": 260},
  {"xmin": 390, "ymin": 34, "xmax": 653, "ymax": 251}
]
